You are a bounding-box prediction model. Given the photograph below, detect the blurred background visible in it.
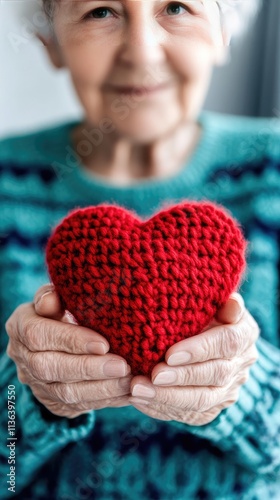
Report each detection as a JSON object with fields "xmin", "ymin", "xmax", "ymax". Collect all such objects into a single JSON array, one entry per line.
[{"xmin": 1, "ymin": 0, "xmax": 280, "ymax": 138}]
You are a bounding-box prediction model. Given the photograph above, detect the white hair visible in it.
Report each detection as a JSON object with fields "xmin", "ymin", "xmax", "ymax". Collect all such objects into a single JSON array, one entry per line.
[{"xmin": 217, "ymin": 0, "xmax": 262, "ymax": 40}]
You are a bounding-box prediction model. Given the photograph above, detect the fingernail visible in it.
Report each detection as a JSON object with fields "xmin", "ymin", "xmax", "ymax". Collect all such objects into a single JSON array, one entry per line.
[
  {"xmin": 86, "ymin": 342, "xmax": 107, "ymax": 355},
  {"xmin": 230, "ymin": 292, "xmax": 244, "ymax": 306},
  {"xmin": 222, "ymin": 297, "xmax": 244, "ymax": 324},
  {"xmin": 167, "ymin": 352, "xmax": 191, "ymax": 366},
  {"xmin": 35, "ymin": 290, "xmax": 53, "ymax": 305},
  {"xmin": 234, "ymin": 310, "xmax": 243, "ymax": 323},
  {"xmin": 103, "ymin": 360, "xmax": 128, "ymax": 377},
  {"xmin": 153, "ymin": 370, "xmax": 177, "ymax": 385},
  {"xmin": 132, "ymin": 384, "xmax": 156, "ymax": 399},
  {"xmin": 232, "ymin": 302, "xmax": 244, "ymax": 322},
  {"xmin": 229, "ymin": 293, "xmax": 244, "ymax": 319},
  {"xmin": 229, "ymin": 298, "xmax": 242, "ymax": 310}
]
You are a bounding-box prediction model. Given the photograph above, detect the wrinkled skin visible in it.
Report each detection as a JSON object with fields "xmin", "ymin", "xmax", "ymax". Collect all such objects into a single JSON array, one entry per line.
[{"xmin": 6, "ymin": 285, "xmax": 259, "ymax": 424}]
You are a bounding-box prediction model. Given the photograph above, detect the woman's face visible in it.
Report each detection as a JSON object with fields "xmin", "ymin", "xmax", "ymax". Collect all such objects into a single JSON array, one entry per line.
[{"xmin": 51, "ymin": 0, "xmax": 227, "ymax": 142}]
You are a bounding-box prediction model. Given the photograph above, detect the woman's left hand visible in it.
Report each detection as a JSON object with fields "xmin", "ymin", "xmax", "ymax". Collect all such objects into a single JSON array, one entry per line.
[{"xmin": 129, "ymin": 293, "xmax": 260, "ymax": 426}]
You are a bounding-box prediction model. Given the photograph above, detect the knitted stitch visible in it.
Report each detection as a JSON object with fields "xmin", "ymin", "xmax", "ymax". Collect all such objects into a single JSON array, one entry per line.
[
  {"xmin": 46, "ymin": 202, "xmax": 246, "ymax": 375},
  {"xmin": 0, "ymin": 111, "xmax": 280, "ymax": 500}
]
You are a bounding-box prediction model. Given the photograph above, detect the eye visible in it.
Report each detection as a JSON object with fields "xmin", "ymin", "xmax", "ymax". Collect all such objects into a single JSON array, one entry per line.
[
  {"xmin": 85, "ymin": 7, "xmax": 113, "ymax": 20},
  {"xmin": 166, "ymin": 2, "xmax": 189, "ymax": 16}
]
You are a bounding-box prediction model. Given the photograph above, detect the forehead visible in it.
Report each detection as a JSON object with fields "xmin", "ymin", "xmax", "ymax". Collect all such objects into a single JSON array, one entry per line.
[{"xmin": 61, "ymin": 0, "xmax": 207, "ymax": 10}]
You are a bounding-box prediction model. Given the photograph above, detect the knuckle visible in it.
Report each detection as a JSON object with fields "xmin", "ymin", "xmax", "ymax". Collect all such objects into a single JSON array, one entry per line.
[
  {"xmin": 247, "ymin": 312, "xmax": 261, "ymax": 337},
  {"xmin": 253, "ymin": 321, "xmax": 261, "ymax": 339},
  {"xmin": 195, "ymin": 391, "xmax": 212, "ymax": 412},
  {"xmin": 6, "ymin": 341, "xmax": 14, "ymax": 360},
  {"xmin": 180, "ymin": 367, "xmax": 191, "ymax": 386},
  {"xmin": 24, "ymin": 320, "xmax": 43, "ymax": 352},
  {"xmin": 80, "ymin": 356, "xmax": 95, "ymax": 379},
  {"xmin": 43, "ymin": 401, "xmax": 71, "ymax": 417},
  {"xmin": 101, "ymin": 381, "xmax": 119, "ymax": 399},
  {"xmin": 201, "ymin": 332, "xmax": 225, "ymax": 361},
  {"xmin": 21, "ymin": 316, "xmax": 39, "ymax": 345},
  {"xmin": 5, "ymin": 317, "xmax": 15, "ymax": 338},
  {"xmin": 158, "ymin": 387, "xmax": 171, "ymax": 406},
  {"xmin": 7, "ymin": 339, "xmax": 24, "ymax": 364},
  {"xmin": 226, "ymin": 388, "xmax": 240, "ymax": 406},
  {"xmin": 16, "ymin": 368, "xmax": 29, "ymax": 384},
  {"xmin": 11, "ymin": 304, "xmax": 30, "ymax": 341},
  {"xmin": 47, "ymin": 405, "xmax": 66, "ymax": 417},
  {"xmin": 44, "ymin": 352, "xmax": 66, "ymax": 382},
  {"xmin": 215, "ymin": 361, "xmax": 233, "ymax": 386},
  {"xmin": 68, "ymin": 412, "xmax": 88, "ymax": 419},
  {"xmin": 28, "ymin": 352, "xmax": 48, "ymax": 381},
  {"xmin": 101, "ymin": 385, "xmax": 114, "ymax": 399},
  {"xmin": 62, "ymin": 331, "xmax": 83, "ymax": 354},
  {"xmin": 184, "ymin": 410, "xmax": 208, "ymax": 426},
  {"xmin": 91, "ymin": 400, "xmax": 107, "ymax": 410},
  {"xmin": 49, "ymin": 383, "xmax": 79, "ymax": 405},
  {"xmin": 5, "ymin": 304, "xmax": 26, "ymax": 339},
  {"xmin": 201, "ymin": 337, "xmax": 214, "ymax": 360},
  {"xmin": 223, "ymin": 327, "xmax": 243, "ymax": 358},
  {"xmin": 187, "ymin": 389, "xmax": 219, "ymax": 412},
  {"xmin": 199, "ymin": 412, "xmax": 220, "ymax": 426},
  {"xmin": 238, "ymin": 373, "xmax": 249, "ymax": 385},
  {"xmin": 247, "ymin": 345, "xmax": 259, "ymax": 365},
  {"xmin": 154, "ymin": 400, "xmax": 170, "ymax": 416}
]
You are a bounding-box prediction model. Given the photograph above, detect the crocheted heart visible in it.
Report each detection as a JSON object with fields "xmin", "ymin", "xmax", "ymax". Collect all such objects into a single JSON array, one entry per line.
[{"xmin": 46, "ymin": 202, "xmax": 246, "ymax": 376}]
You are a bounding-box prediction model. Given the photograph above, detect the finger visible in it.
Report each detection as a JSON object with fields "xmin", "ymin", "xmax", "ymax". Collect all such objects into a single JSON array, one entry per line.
[
  {"xmin": 34, "ymin": 284, "xmax": 64, "ymax": 319},
  {"xmin": 15, "ymin": 303, "xmax": 110, "ymax": 355},
  {"xmin": 130, "ymin": 401, "xmax": 223, "ymax": 426},
  {"xmin": 33, "ymin": 376, "xmax": 132, "ymax": 405},
  {"xmin": 130, "ymin": 402, "xmax": 173, "ymax": 421},
  {"xmin": 21, "ymin": 345, "xmax": 131, "ymax": 383},
  {"xmin": 165, "ymin": 308, "xmax": 259, "ymax": 366},
  {"xmin": 199, "ymin": 293, "xmax": 245, "ymax": 333},
  {"xmin": 66, "ymin": 396, "xmax": 131, "ymax": 410},
  {"xmin": 151, "ymin": 358, "xmax": 239, "ymax": 387},
  {"xmin": 153, "ymin": 345, "xmax": 258, "ymax": 387},
  {"xmin": 44, "ymin": 396, "xmax": 131, "ymax": 416},
  {"xmin": 32, "ymin": 392, "xmax": 131, "ymax": 417},
  {"xmin": 215, "ymin": 293, "xmax": 245, "ymax": 325},
  {"xmin": 34, "ymin": 286, "xmax": 77, "ymax": 324},
  {"xmin": 130, "ymin": 376, "xmax": 225, "ymax": 413}
]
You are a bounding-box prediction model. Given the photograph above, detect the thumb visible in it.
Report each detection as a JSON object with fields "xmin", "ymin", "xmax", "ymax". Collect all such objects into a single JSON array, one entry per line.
[
  {"xmin": 215, "ymin": 292, "xmax": 245, "ymax": 325},
  {"xmin": 33, "ymin": 284, "xmax": 65, "ymax": 320}
]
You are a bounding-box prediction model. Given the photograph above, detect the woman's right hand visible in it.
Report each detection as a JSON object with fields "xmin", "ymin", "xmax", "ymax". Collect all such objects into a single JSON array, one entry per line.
[{"xmin": 5, "ymin": 285, "xmax": 132, "ymax": 418}]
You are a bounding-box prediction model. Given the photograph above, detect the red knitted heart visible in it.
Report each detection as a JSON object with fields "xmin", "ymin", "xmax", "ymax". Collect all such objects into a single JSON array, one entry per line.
[{"xmin": 46, "ymin": 202, "xmax": 246, "ymax": 376}]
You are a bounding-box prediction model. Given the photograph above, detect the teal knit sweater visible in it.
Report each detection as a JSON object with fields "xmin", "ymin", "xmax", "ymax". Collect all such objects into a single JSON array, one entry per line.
[{"xmin": 0, "ymin": 111, "xmax": 280, "ymax": 500}]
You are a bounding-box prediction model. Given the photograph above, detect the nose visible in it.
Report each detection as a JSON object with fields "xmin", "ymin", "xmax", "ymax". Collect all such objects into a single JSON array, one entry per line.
[{"xmin": 117, "ymin": 9, "xmax": 165, "ymax": 67}]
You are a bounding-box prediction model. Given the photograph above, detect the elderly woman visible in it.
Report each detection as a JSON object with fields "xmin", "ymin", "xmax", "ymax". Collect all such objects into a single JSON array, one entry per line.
[{"xmin": 1, "ymin": 0, "xmax": 280, "ymax": 498}]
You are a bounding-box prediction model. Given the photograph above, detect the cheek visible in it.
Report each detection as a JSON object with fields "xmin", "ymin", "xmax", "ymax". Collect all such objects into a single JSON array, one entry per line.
[
  {"xmin": 168, "ymin": 42, "xmax": 214, "ymax": 82},
  {"xmin": 166, "ymin": 44, "xmax": 214, "ymax": 118},
  {"xmin": 62, "ymin": 44, "xmax": 114, "ymax": 86},
  {"xmin": 59, "ymin": 41, "xmax": 118, "ymax": 123}
]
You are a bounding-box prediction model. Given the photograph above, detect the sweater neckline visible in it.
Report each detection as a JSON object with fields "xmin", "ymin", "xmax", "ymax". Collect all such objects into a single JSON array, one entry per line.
[{"xmin": 57, "ymin": 111, "xmax": 218, "ymax": 199}]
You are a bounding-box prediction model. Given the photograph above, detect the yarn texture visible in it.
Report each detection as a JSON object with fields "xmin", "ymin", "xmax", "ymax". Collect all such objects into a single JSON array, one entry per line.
[{"xmin": 46, "ymin": 201, "xmax": 246, "ymax": 375}]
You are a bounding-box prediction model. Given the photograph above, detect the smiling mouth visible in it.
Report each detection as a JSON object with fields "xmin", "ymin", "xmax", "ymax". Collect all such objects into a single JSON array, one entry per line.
[{"xmin": 104, "ymin": 82, "xmax": 173, "ymax": 95}]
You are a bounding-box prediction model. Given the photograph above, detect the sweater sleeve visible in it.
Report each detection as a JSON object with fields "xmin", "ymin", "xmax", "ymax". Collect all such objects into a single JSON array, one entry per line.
[
  {"xmin": 0, "ymin": 350, "xmax": 95, "ymax": 496},
  {"xmin": 171, "ymin": 336, "xmax": 280, "ymax": 479}
]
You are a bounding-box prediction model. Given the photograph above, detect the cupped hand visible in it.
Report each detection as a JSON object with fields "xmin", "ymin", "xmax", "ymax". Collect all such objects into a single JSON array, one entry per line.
[
  {"xmin": 129, "ymin": 293, "xmax": 260, "ymax": 426},
  {"xmin": 5, "ymin": 284, "xmax": 132, "ymax": 418}
]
